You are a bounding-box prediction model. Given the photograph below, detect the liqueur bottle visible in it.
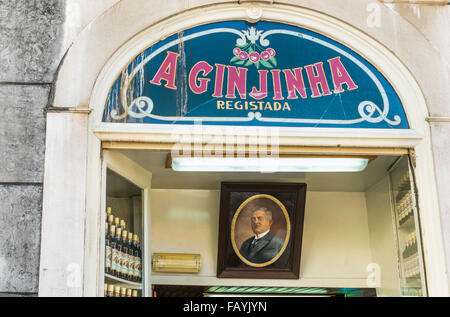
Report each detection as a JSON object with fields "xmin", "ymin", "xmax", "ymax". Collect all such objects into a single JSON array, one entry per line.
[
  {"xmin": 132, "ymin": 234, "xmax": 138, "ymax": 281},
  {"xmin": 114, "ymin": 217, "xmax": 120, "ymax": 230},
  {"xmin": 105, "ymin": 222, "xmax": 113, "ymax": 274},
  {"xmin": 122, "ymin": 229, "xmax": 129, "ymax": 280},
  {"xmin": 403, "ymin": 232, "xmax": 420, "ymax": 278},
  {"xmin": 128, "ymin": 232, "xmax": 135, "ymax": 281},
  {"xmin": 120, "ymin": 219, "xmax": 126, "ymax": 232},
  {"xmin": 120, "ymin": 287, "xmax": 127, "ymax": 297},
  {"xmin": 132, "ymin": 290, "xmax": 138, "ymax": 298},
  {"xmin": 106, "ymin": 207, "xmax": 112, "ymax": 217},
  {"xmin": 126, "ymin": 289, "xmax": 132, "ymax": 297},
  {"xmin": 114, "ymin": 286, "xmax": 121, "ymax": 297},
  {"xmin": 107, "ymin": 214, "xmax": 114, "ymax": 228},
  {"xmin": 108, "ymin": 225, "xmax": 116, "ymax": 275},
  {"xmin": 107, "ymin": 284, "xmax": 114, "ymax": 297},
  {"xmin": 134, "ymin": 234, "xmax": 142, "ymax": 282},
  {"xmin": 104, "ymin": 283, "xmax": 108, "ymax": 297},
  {"xmin": 404, "ymin": 234, "xmax": 411, "ymax": 277},
  {"xmin": 403, "ymin": 234, "xmax": 410, "ymax": 259},
  {"xmin": 112, "ymin": 226, "xmax": 122, "ymax": 277}
]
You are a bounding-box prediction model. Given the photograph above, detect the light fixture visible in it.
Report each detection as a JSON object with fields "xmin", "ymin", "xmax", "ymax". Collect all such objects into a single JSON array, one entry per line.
[
  {"xmin": 152, "ymin": 253, "xmax": 201, "ymax": 273},
  {"xmin": 167, "ymin": 154, "xmax": 374, "ymax": 172}
]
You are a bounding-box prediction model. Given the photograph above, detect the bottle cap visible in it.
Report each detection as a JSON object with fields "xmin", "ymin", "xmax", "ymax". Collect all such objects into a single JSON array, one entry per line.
[
  {"xmin": 122, "ymin": 230, "xmax": 128, "ymax": 237},
  {"xmin": 128, "ymin": 232, "xmax": 133, "ymax": 239},
  {"xmin": 133, "ymin": 234, "xmax": 138, "ymax": 241},
  {"xmin": 108, "ymin": 215, "xmax": 114, "ymax": 223},
  {"xmin": 109, "ymin": 225, "xmax": 116, "ymax": 234},
  {"xmin": 115, "ymin": 217, "xmax": 120, "ymax": 225},
  {"xmin": 116, "ymin": 227, "xmax": 122, "ymax": 235},
  {"xmin": 106, "ymin": 207, "xmax": 112, "ymax": 214}
]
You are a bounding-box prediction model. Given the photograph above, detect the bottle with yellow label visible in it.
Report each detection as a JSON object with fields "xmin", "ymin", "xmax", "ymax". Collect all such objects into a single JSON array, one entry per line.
[
  {"xmin": 112, "ymin": 227, "xmax": 122, "ymax": 277},
  {"xmin": 114, "ymin": 286, "xmax": 121, "ymax": 297}
]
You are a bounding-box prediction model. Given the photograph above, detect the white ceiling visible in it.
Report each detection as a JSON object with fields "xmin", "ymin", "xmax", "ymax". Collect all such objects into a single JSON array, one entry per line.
[{"xmin": 110, "ymin": 150, "xmax": 400, "ymax": 193}]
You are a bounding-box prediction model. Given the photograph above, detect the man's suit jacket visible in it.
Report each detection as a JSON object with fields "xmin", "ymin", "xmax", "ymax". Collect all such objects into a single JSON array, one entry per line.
[{"xmin": 239, "ymin": 231, "xmax": 284, "ymax": 264}]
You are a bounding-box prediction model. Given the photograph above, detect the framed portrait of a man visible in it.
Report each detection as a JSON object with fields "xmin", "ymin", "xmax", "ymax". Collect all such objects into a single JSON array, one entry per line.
[{"xmin": 217, "ymin": 182, "xmax": 306, "ymax": 279}]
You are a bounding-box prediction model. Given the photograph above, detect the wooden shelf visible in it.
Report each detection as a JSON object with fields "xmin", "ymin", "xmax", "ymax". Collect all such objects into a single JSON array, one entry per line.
[{"xmin": 105, "ymin": 273, "xmax": 142, "ymax": 289}]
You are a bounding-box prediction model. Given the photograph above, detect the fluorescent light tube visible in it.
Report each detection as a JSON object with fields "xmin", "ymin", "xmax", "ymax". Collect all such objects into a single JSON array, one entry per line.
[{"xmin": 171, "ymin": 156, "xmax": 369, "ymax": 172}]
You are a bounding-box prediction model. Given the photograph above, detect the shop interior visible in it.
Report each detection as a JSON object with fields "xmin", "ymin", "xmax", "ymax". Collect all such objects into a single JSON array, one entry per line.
[{"xmin": 103, "ymin": 149, "xmax": 426, "ymax": 297}]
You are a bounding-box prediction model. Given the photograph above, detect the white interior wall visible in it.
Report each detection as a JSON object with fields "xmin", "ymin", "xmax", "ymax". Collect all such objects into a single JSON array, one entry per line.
[{"xmin": 150, "ymin": 189, "xmax": 372, "ymax": 287}]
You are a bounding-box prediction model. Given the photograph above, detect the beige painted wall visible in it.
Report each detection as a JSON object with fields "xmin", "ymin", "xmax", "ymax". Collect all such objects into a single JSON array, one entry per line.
[{"xmin": 150, "ymin": 189, "xmax": 373, "ymax": 286}]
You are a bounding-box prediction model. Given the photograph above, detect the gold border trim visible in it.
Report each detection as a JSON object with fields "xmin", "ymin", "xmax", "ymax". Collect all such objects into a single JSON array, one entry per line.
[{"xmin": 231, "ymin": 194, "xmax": 291, "ymax": 268}]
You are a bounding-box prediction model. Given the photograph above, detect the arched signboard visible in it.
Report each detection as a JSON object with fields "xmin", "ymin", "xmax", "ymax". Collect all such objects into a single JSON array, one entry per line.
[{"xmin": 102, "ymin": 20, "xmax": 408, "ymax": 129}]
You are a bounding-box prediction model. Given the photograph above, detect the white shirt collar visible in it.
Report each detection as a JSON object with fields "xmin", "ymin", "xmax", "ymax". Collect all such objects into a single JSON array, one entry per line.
[{"xmin": 254, "ymin": 229, "xmax": 270, "ymax": 240}]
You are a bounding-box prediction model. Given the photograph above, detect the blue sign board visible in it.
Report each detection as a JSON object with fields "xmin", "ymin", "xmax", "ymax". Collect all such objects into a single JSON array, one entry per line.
[{"xmin": 103, "ymin": 21, "xmax": 408, "ymax": 129}]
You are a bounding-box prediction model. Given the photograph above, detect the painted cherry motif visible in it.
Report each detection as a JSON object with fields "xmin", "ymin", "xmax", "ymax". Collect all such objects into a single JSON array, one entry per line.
[
  {"xmin": 238, "ymin": 51, "xmax": 249, "ymax": 61},
  {"xmin": 266, "ymin": 48, "xmax": 276, "ymax": 57},
  {"xmin": 230, "ymin": 28, "xmax": 277, "ymax": 69},
  {"xmin": 249, "ymin": 52, "xmax": 260, "ymax": 63},
  {"xmin": 260, "ymin": 51, "xmax": 270, "ymax": 61}
]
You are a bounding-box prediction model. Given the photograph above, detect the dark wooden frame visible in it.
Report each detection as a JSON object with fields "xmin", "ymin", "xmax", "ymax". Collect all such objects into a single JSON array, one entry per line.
[{"xmin": 217, "ymin": 182, "xmax": 306, "ymax": 279}]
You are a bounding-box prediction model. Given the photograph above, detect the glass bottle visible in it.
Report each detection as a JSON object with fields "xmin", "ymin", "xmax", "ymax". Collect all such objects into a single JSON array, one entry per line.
[
  {"xmin": 107, "ymin": 225, "xmax": 116, "ymax": 275},
  {"xmin": 128, "ymin": 232, "xmax": 135, "ymax": 281},
  {"xmin": 134, "ymin": 234, "xmax": 142, "ymax": 283},
  {"xmin": 122, "ymin": 230, "xmax": 129, "ymax": 280},
  {"xmin": 112, "ymin": 227, "xmax": 122, "ymax": 277}
]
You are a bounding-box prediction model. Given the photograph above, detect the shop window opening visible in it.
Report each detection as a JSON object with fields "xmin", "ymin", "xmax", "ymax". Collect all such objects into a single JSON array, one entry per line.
[{"xmin": 101, "ymin": 150, "xmax": 426, "ymax": 297}]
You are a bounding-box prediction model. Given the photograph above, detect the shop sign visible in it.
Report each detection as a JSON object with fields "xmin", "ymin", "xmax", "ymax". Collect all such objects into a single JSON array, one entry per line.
[{"xmin": 103, "ymin": 21, "xmax": 408, "ymax": 129}]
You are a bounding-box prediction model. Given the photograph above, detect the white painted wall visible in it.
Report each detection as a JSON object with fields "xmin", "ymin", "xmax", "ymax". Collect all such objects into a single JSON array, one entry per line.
[
  {"xmin": 150, "ymin": 189, "xmax": 372, "ymax": 287},
  {"xmin": 39, "ymin": 112, "xmax": 89, "ymax": 297}
]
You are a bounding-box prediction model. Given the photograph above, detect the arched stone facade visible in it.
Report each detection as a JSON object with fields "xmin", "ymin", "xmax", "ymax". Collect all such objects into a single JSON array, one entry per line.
[{"xmin": 39, "ymin": 1, "xmax": 450, "ymax": 296}]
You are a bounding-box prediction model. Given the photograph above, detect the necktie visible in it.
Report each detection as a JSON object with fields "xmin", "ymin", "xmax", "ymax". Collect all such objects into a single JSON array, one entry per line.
[{"xmin": 250, "ymin": 238, "xmax": 259, "ymax": 249}]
